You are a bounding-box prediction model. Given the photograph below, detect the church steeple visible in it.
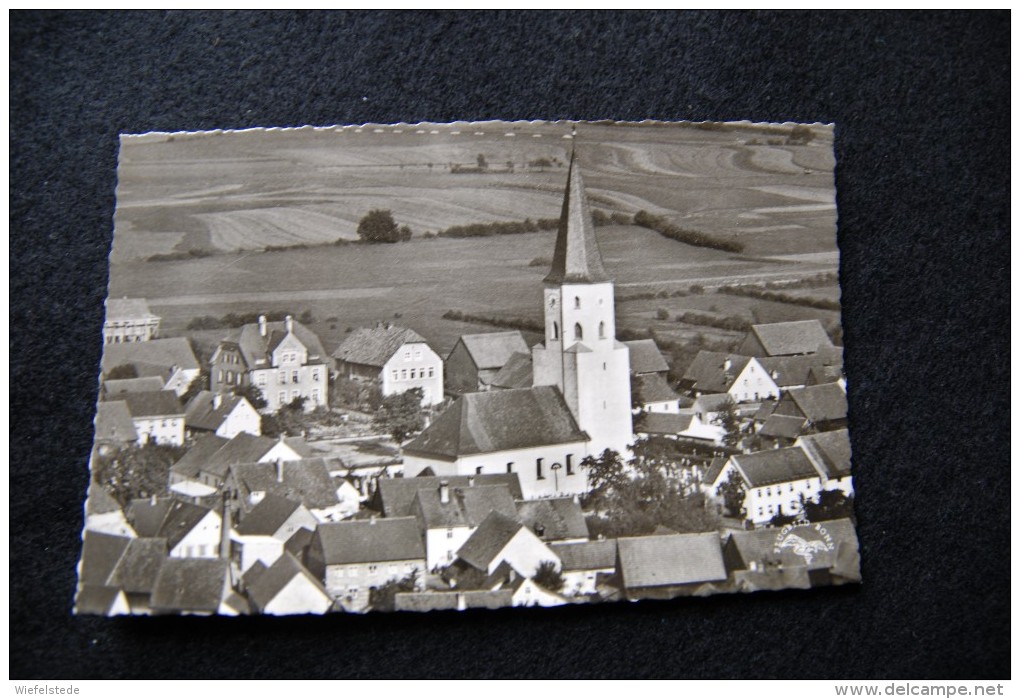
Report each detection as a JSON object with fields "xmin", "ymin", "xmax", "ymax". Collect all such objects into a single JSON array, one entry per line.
[{"xmin": 543, "ymin": 150, "xmax": 609, "ymax": 285}]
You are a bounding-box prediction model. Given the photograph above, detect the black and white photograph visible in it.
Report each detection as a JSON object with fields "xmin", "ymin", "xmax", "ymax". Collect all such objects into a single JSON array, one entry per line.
[{"xmin": 76, "ymin": 119, "xmax": 859, "ymax": 616}]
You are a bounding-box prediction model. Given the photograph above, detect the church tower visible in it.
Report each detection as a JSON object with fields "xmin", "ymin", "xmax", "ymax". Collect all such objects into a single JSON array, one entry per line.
[{"xmin": 532, "ymin": 150, "xmax": 633, "ymax": 458}]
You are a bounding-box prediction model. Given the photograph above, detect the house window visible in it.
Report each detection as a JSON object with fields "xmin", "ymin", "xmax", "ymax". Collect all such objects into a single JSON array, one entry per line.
[
  {"xmin": 410, "ymin": 369, "xmax": 416, "ymax": 379},
  {"xmin": 414, "ymin": 350, "xmax": 422, "ymax": 360},
  {"xmin": 278, "ymin": 392, "xmax": 287, "ymax": 405},
  {"xmin": 574, "ymin": 323, "xmax": 583, "ymax": 341},
  {"xmin": 401, "ymin": 369, "xmax": 408, "ymax": 380},
  {"xmin": 291, "ymin": 390, "xmax": 300, "ymax": 401},
  {"xmin": 279, "ymin": 371, "xmax": 287, "ymax": 384},
  {"xmin": 368, "ymin": 564, "xmax": 378, "ymax": 573},
  {"xmin": 292, "ymin": 370, "xmax": 299, "ymax": 383},
  {"xmin": 312, "ymin": 389, "xmax": 320, "ymax": 402},
  {"xmin": 428, "ymin": 367, "xmax": 434, "ymax": 378},
  {"xmin": 566, "ymin": 454, "xmax": 574, "ymax": 475},
  {"xmin": 765, "ymin": 488, "xmax": 771, "ymax": 497},
  {"xmin": 257, "ymin": 373, "xmax": 266, "ymax": 387},
  {"xmin": 446, "ymin": 529, "xmax": 454, "ymax": 539},
  {"xmin": 392, "ymin": 370, "xmax": 399, "ymax": 381},
  {"xmin": 475, "ymin": 466, "xmax": 483, "ymax": 475},
  {"xmin": 599, "ymin": 321, "xmax": 605, "ymax": 339},
  {"xmin": 404, "ymin": 351, "xmax": 411, "ymax": 361},
  {"xmin": 506, "ymin": 462, "xmax": 514, "ymax": 473},
  {"xmin": 218, "ymin": 370, "xmax": 224, "ymax": 383},
  {"xmin": 226, "ymin": 371, "xmax": 233, "ymax": 383},
  {"xmin": 312, "ymin": 370, "xmax": 319, "ymax": 382},
  {"xmin": 536, "ymin": 458, "xmax": 544, "ymax": 480}
]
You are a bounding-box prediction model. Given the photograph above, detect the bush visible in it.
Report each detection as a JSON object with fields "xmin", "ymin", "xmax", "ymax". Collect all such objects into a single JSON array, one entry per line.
[
  {"xmin": 529, "ymin": 256, "xmax": 552, "ymax": 267},
  {"xmin": 655, "ymin": 308, "xmax": 670, "ymax": 321},
  {"xmin": 633, "ymin": 210, "xmax": 743, "ymax": 253},
  {"xmin": 358, "ymin": 209, "xmax": 411, "ymax": 244},
  {"xmin": 436, "ymin": 217, "xmax": 559, "ymax": 239}
]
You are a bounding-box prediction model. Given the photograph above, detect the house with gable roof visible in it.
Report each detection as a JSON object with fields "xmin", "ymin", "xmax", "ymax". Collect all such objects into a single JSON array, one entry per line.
[
  {"xmin": 94, "ymin": 400, "xmax": 140, "ymax": 453},
  {"xmin": 446, "ymin": 330, "xmax": 529, "ymax": 393},
  {"xmin": 243, "ymin": 551, "xmax": 333, "ymax": 615},
  {"xmin": 795, "ymin": 428, "xmax": 854, "ymax": 498},
  {"xmin": 103, "ymin": 297, "xmax": 161, "ymax": 345},
  {"xmin": 227, "ymin": 458, "xmax": 343, "ymax": 521},
  {"xmin": 680, "ymin": 351, "xmax": 780, "ymax": 403},
  {"xmin": 550, "ymin": 539, "xmax": 617, "ymax": 596},
  {"xmin": 411, "ymin": 480, "xmax": 519, "ymax": 571},
  {"xmin": 184, "ymin": 390, "xmax": 261, "ymax": 439},
  {"xmin": 101, "ymin": 337, "xmax": 200, "ymax": 397},
  {"xmin": 454, "ymin": 510, "xmax": 560, "ymax": 578},
  {"xmin": 168, "ymin": 432, "xmax": 309, "ymax": 496},
  {"xmin": 117, "ymin": 390, "xmax": 186, "ymax": 446},
  {"xmin": 616, "ymin": 532, "xmax": 727, "ymax": 600},
  {"xmin": 773, "ymin": 382, "xmax": 848, "ymax": 433},
  {"xmin": 332, "ymin": 323, "xmax": 443, "ymax": 406},
  {"xmin": 371, "ymin": 473, "xmax": 523, "ymax": 517},
  {"xmin": 514, "ymin": 497, "xmax": 589, "ymax": 544},
  {"xmin": 307, "ymin": 517, "xmax": 426, "ymax": 607},
  {"xmin": 488, "ymin": 351, "xmax": 534, "ymax": 390},
  {"xmin": 508, "ymin": 576, "xmax": 569, "ymax": 608},
  {"xmin": 230, "ymin": 493, "xmax": 317, "ymax": 572},
  {"xmin": 210, "ymin": 314, "xmax": 329, "ymax": 413},
  {"xmin": 84, "ymin": 482, "xmax": 136, "ymax": 538},
  {"xmin": 706, "ymin": 447, "xmax": 829, "ymax": 525},
  {"xmin": 106, "ymin": 537, "xmax": 169, "ymax": 613},
  {"xmin": 126, "ymin": 497, "xmax": 222, "ymax": 559},
  {"xmin": 149, "ymin": 558, "xmax": 235, "ymax": 616},
  {"xmin": 738, "ymin": 320, "xmax": 836, "ymax": 358}
]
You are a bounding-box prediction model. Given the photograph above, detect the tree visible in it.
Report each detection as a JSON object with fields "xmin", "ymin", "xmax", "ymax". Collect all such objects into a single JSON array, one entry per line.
[
  {"xmin": 357, "ymin": 209, "xmax": 408, "ymax": 244},
  {"xmin": 533, "ymin": 561, "xmax": 565, "ymax": 592},
  {"xmin": 368, "ymin": 569, "xmax": 420, "ymax": 612},
  {"xmin": 580, "ymin": 448, "xmax": 628, "ymax": 505},
  {"xmin": 92, "ymin": 443, "xmax": 187, "ymax": 507},
  {"xmin": 374, "ymin": 388, "xmax": 425, "ymax": 442},
  {"xmin": 803, "ymin": 490, "xmax": 855, "ymax": 523},
  {"xmin": 714, "ymin": 397, "xmax": 742, "ymax": 448},
  {"xmin": 717, "ymin": 469, "xmax": 747, "ymax": 519},
  {"xmin": 476, "ymin": 153, "xmax": 488, "ymax": 169},
  {"xmin": 234, "ymin": 384, "xmax": 267, "ymax": 411},
  {"xmin": 106, "ymin": 364, "xmax": 138, "ymax": 380},
  {"xmin": 180, "ymin": 367, "xmax": 210, "ymax": 405}
]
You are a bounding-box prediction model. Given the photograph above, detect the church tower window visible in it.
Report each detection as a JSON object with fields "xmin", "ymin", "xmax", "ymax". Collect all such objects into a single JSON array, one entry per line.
[
  {"xmin": 574, "ymin": 323, "xmax": 583, "ymax": 341},
  {"xmin": 599, "ymin": 321, "xmax": 606, "ymax": 339},
  {"xmin": 552, "ymin": 322, "xmax": 559, "ymax": 340},
  {"xmin": 574, "ymin": 296, "xmax": 581, "ymax": 309}
]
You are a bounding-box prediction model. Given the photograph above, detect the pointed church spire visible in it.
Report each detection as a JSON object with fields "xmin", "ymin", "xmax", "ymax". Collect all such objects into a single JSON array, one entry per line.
[{"xmin": 544, "ymin": 147, "xmax": 609, "ymax": 284}]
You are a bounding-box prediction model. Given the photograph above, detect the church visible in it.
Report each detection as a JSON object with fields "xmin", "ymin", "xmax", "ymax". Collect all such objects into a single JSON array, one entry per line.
[{"xmin": 402, "ymin": 152, "xmax": 634, "ymax": 499}]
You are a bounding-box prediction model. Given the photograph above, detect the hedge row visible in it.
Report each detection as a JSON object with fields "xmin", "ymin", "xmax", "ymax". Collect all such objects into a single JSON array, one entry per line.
[
  {"xmin": 633, "ymin": 210, "xmax": 744, "ymax": 253},
  {"xmin": 442, "ymin": 310, "xmax": 542, "ymax": 333},
  {"xmin": 717, "ymin": 284, "xmax": 841, "ymax": 310},
  {"xmin": 437, "ymin": 218, "xmax": 559, "ymax": 238}
]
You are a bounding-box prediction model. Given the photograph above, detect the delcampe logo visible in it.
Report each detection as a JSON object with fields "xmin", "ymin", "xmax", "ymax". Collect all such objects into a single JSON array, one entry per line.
[{"xmin": 773, "ymin": 522, "xmax": 836, "ymax": 565}]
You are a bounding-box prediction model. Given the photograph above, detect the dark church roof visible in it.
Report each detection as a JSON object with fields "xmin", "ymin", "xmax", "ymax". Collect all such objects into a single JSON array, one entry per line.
[
  {"xmin": 403, "ymin": 386, "xmax": 589, "ymax": 460},
  {"xmin": 543, "ymin": 151, "xmax": 610, "ymax": 285}
]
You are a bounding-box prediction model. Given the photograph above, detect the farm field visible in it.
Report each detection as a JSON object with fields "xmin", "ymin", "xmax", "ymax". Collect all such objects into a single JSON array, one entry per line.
[
  {"xmin": 112, "ymin": 120, "xmax": 837, "ymax": 262},
  {"xmin": 111, "ymin": 224, "xmax": 839, "ymax": 361}
]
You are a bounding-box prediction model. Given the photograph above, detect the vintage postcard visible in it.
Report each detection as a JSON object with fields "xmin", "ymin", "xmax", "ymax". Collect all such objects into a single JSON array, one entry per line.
[{"xmin": 76, "ymin": 119, "xmax": 858, "ymax": 616}]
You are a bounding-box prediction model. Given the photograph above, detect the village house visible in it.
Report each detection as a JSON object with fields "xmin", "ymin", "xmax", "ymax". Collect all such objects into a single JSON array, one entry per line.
[
  {"xmin": 488, "ymin": 352, "xmax": 534, "ymax": 390},
  {"xmin": 757, "ymin": 348, "xmax": 844, "ymax": 394},
  {"xmin": 454, "ymin": 510, "xmax": 561, "ymax": 578},
  {"xmin": 795, "ymin": 429, "xmax": 854, "ymax": 498},
  {"xmin": 404, "ymin": 153, "xmax": 636, "ymax": 497},
  {"xmin": 74, "ymin": 585, "xmax": 132, "ymax": 616},
  {"xmin": 514, "ymin": 497, "xmax": 589, "ymax": 544},
  {"xmin": 101, "ymin": 337, "xmax": 200, "ymax": 397},
  {"xmin": 738, "ymin": 319, "xmax": 836, "ymax": 358},
  {"xmin": 83, "ymin": 482, "xmax": 136, "ymax": 538},
  {"xmin": 126, "ymin": 498, "xmax": 223, "ymax": 559},
  {"xmin": 103, "ymin": 297, "xmax": 161, "ymax": 345},
  {"xmin": 616, "ymin": 532, "xmax": 727, "ymax": 600},
  {"xmin": 507, "ymin": 576, "xmax": 569, "ymax": 608},
  {"xmin": 332, "ymin": 324, "xmax": 444, "ymax": 406},
  {"xmin": 680, "ymin": 351, "xmax": 781, "ymax": 403},
  {"xmin": 184, "ymin": 391, "xmax": 261, "ymax": 439},
  {"xmin": 401, "ymin": 386, "xmax": 592, "ymax": 500},
  {"xmin": 410, "ymin": 480, "xmax": 519, "ymax": 571},
  {"xmin": 394, "ymin": 589, "xmax": 514, "ymax": 613},
  {"xmin": 722, "ymin": 518, "xmax": 861, "ymax": 590},
  {"xmin": 117, "ymin": 390, "xmax": 186, "ymax": 447},
  {"xmin": 624, "ymin": 339, "xmax": 670, "ymax": 377},
  {"xmin": 168, "ymin": 432, "xmax": 310, "ymax": 496},
  {"xmin": 772, "ymin": 382, "xmax": 848, "ymax": 433},
  {"xmin": 757, "ymin": 413, "xmax": 808, "ymax": 448},
  {"xmin": 706, "ymin": 447, "xmax": 829, "ymax": 525},
  {"xmin": 371, "ymin": 473, "xmax": 523, "ymax": 517},
  {"xmin": 636, "ymin": 411, "xmax": 724, "ymax": 445},
  {"xmin": 633, "ymin": 373, "xmax": 684, "ymax": 414},
  {"xmin": 227, "ymin": 458, "xmax": 344, "ymax": 521},
  {"xmin": 102, "ymin": 376, "xmax": 166, "ymax": 398},
  {"xmin": 307, "ymin": 517, "xmax": 426, "ymax": 608},
  {"xmin": 550, "ymin": 539, "xmax": 617, "ymax": 597},
  {"xmin": 231, "ymin": 493, "xmax": 318, "ymax": 572},
  {"xmin": 243, "ymin": 551, "xmax": 333, "ymax": 615},
  {"xmin": 210, "ymin": 314, "xmax": 329, "ymax": 413},
  {"xmin": 93, "ymin": 401, "xmax": 139, "ymax": 454},
  {"xmin": 445, "ymin": 331, "xmax": 529, "ymax": 393},
  {"xmin": 149, "ymin": 558, "xmax": 235, "ymax": 616},
  {"xmin": 106, "ymin": 537, "xmax": 168, "ymax": 614}
]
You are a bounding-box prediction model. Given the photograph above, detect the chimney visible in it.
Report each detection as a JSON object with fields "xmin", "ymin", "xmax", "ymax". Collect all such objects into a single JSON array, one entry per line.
[
  {"xmin": 468, "ymin": 476, "xmax": 475, "ymax": 487},
  {"xmin": 723, "ymin": 358, "xmax": 732, "ymax": 373},
  {"xmin": 212, "ymin": 393, "xmax": 223, "ymax": 410},
  {"xmin": 439, "ymin": 480, "xmax": 450, "ymax": 504},
  {"xmin": 285, "ymin": 315, "xmax": 294, "ymax": 333},
  {"xmin": 275, "ymin": 459, "xmax": 284, "ymax": 483},
  {"xmin": 150, "ymin": 494, "xmax": 157, "ymax": 506},
  {"xmin": 258, "ymin": 315, "xmax": 268, "ymax": 337},
  {"xmin": 534, "ymin": 522, "xmax": 545, "ymax": 538},
  {"xmin": 771, "ymin": 370, "xmax": 779, "ymax": 380}
]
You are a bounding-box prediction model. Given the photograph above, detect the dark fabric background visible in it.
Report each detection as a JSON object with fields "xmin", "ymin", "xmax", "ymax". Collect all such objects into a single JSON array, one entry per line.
[{"xmin": 10, "ymin": 10, "xmax": 1009, "ymax": 679}]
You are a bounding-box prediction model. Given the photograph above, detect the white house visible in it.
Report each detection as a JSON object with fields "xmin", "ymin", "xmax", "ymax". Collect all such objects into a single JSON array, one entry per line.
[
  {"xmin": 231, "ymin": 494, "xmax": 318, "ymax": 572},
  {"xmin": 707, "ymin": 447, "xmax": 829, "ymax": 526},
  {"xmin": 455, "ymin": 510, "xmax": 561, "ymax": 578},
  {"xmin": 169, "ymin": 432, "xmax": 310, "ymax": 495},
  {"xmin": 795, "ymin": 429, "xmax": 854, "ymax": 498},
  {"xmin": 550, "ymin": 539, "xmax": 617, "ymax": 597},
  {"xmin": 184, "ymin": 391, "xmax": 261, "ymax": 439},
  {"xmin": 103, "ymin": 297, "xmax": 161, "ymax": 345},
  {"xmin": 210, "ymin": 314, "xmax": 330, "ymax": 413},
  {"xmin": 119, "ymin": 390, "xmax": 186, "ymax": 446},
  {"xmin": 681, "ymin": 352, "xmax": 781, "ymax": 403},
  {"xmin": 127, "ymin": 498, "xmax": 223, "ymax": 559},
  {"xmin": 244, "ymin": 552, "xmax": 333, "ymax": 616},
  {"xmin": 410, "ymin": 480, "xmax": 520, "ymax": 571},
  {"xmin": 332, "ymin": 324, "xmax": 444, "ymax": 406}
]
